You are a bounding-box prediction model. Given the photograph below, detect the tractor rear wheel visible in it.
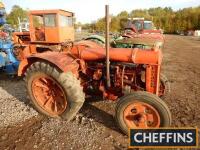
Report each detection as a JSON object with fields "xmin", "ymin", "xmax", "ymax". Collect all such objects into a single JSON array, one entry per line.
[
  {"xmin": 25, "ymin": 61, "xmax": 85, "ymax": 121},
  {"xmin": 115, "ymin": 91, "xmax": 171, "ymax": 135}
]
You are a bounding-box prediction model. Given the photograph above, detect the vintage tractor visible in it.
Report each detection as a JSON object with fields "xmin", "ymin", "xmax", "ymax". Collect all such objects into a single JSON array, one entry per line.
[
  {"xmin": 85, "ymin": 18, "xmax": 164, "ymax": 49},
  {"xmin": 113, "ymin": 18, "xmax": 164, "ymax": 49},
  {"xmin": 13, "ymin": 8, "xmax": 171, "ymax": 135}
]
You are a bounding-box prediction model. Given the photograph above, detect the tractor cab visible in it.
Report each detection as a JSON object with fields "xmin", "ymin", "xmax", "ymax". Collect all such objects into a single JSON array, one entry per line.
[
  {"xmin": 29, "ymin": 9, "xmax": 74, "ymax": 43},
  {"xmin": 125, "ymin": 18, "xmax": 156, "ymax": 32},
  {"xmin": 132, "ymin": 18, "xmax": 144, "ymax": 31}
]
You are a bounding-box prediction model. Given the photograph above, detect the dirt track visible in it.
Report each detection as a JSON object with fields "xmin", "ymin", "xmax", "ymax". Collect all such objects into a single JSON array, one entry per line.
[{"xmin": 0, "ymin": 35, "xmax": 200, "ymax": 150}]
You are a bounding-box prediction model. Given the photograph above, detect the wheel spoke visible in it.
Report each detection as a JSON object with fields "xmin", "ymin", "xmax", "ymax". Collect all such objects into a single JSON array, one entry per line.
[
  {"xmin": 43, "ymin": 96, "xmax": 52, "ymax": 106},
  {"xmin": 40, "ymin": 78, "xmax": 49, "ymax": 84},
  {"xmin": 53, "ymin": 100, "xmax": 57, "ymax": 112},
  {"xmin": 32, "ymin": 75, "xmax": 67, "ymax": 115},
  {"xmin": 56, "ymin": 89, "xmax": 64, "ymax": 97},
  {"xmin": 34, "ymin": 81, "xmax": 49, "ymax": 90},
  {"xmin": 44, "ymin": 97, "xmax": 54, "ymax": 111}
]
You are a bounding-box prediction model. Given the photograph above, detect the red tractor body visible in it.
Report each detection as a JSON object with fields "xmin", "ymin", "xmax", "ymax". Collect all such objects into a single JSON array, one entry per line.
[{"xmin": 13, "ymin": 9, "xmax": 171, "ymax": 135}]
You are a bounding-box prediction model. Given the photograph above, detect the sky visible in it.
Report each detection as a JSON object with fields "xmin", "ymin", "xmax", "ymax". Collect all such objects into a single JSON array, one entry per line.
[{"xmin": 2, "ymin": 0, "xmax": 200, "ymax": 23}]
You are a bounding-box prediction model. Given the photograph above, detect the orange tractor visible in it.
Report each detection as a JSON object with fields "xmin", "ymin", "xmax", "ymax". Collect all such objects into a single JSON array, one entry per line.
[{"xmin": 13, "ymin": 8, "xmax": 171, "ymax": 134}]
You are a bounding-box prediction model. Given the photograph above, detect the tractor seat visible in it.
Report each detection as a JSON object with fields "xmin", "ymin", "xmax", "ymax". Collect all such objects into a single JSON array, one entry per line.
[{"xmin": 35, "ymin": 27, "xmax": 45, "ymax": 41}]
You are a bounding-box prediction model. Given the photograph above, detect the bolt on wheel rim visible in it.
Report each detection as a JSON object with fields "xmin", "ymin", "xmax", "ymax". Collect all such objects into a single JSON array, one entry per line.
[
  {"xmin": 31, "ymin": 75, "xmax": 67, "ymax": 115},
  {"xmin": 123, "ymin": 102, "xmax": 160, "ymax": 128}
]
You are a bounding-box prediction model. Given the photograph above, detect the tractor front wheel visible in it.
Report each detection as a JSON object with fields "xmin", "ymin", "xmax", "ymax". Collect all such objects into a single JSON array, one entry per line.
[
  {"xmin": 115, "ymin": 91, "xmax": 171, "ymax": 135},
  {"xmin": 25, "ymin": 61, "xmax": 85, "ymax": 121}
]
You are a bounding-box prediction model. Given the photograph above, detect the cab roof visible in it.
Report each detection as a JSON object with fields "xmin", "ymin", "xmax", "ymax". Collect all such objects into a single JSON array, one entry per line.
[{"xmin": 29, "ymin": 9, "xmax": 74, "ymax": 16}]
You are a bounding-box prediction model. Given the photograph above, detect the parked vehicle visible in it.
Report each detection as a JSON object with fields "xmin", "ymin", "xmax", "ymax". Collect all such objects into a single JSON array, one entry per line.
[{"xmin": 13, "ymin": 9, "xmax": 171, "ymax": 135}]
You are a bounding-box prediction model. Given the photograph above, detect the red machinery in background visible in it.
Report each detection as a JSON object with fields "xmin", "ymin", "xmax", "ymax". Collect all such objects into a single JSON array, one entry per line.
[{"xmin": 113, "ymin": 17, "xmax": 165, "ymax": 50}]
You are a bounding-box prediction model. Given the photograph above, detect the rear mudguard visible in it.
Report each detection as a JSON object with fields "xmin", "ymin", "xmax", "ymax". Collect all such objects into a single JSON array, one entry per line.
[{"xmin": 18, "ymin": 52, "xmax": 79, "ymax": 76}]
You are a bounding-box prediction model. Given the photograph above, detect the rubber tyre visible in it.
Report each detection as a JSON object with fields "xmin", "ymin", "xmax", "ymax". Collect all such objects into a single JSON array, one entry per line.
[
  {"xmin": 115, "ymin": 91, "xmax": 171, "ymax": 135},
  {"xmin": 160, "ymin": 73, "xmax": 171, "ymax": 98},
  {"xmin": 25, "ymin": 61, "xmax": 85, "ymax": 121}
]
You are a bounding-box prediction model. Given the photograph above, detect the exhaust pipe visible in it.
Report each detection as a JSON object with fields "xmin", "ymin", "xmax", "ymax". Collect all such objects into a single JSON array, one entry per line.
[{"xmin": 105, "ymin": 5, "xmax": 111, "ymax": 88}]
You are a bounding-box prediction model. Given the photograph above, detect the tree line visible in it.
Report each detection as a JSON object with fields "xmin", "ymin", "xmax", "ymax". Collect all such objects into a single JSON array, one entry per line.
[
  {"xmin": 82, "ymin": 6, "xmax": 200, "ymax": 34},
  {"xmin": 5, "ymin": 5, "xmax": 200, "ymax": 34},
  {"xmin": 6, "ymin": 5, "xmax": 28, "ymax": 28}
]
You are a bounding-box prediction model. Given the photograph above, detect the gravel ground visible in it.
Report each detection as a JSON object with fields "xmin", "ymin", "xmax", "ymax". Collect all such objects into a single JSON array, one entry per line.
[
  {"xmin": 0, "ymin": 35, "xmax": 200, "ymax": 150},
  {"xmin": 0, "ymin": 77, "xmax": 38, "ymax": 128}
]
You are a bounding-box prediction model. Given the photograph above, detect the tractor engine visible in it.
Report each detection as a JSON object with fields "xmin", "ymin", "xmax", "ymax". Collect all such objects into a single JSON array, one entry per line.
[
  {"xmin": 111, "ymin": 62, "xmax": 145, "ymax": 93},
  {"xmin": 82, "ymin": 61, "xmax": 146, "ymax": 100}
]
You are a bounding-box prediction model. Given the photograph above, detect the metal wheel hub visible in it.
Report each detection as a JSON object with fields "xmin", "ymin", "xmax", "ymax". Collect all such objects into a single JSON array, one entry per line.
[
  {"xmin": 123, "ymin": 102, "xmax": 160, "ymax": 128},
  {"xmin": 31, "ymin": 75, "xmax": 67, "ymax": 115}
]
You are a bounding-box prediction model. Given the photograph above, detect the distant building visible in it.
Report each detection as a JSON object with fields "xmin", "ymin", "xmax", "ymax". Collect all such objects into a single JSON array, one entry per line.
[
  {"xmin": 18, "ymin": 17, "xmax": 29, "ymax": 32},
  {"xmin": 19, "ymin": 21, "xmax": 29, "ymax": 32},
  {"xmin": 194, "ymin": 30, "xmax": 200, "ymax": 36}
]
